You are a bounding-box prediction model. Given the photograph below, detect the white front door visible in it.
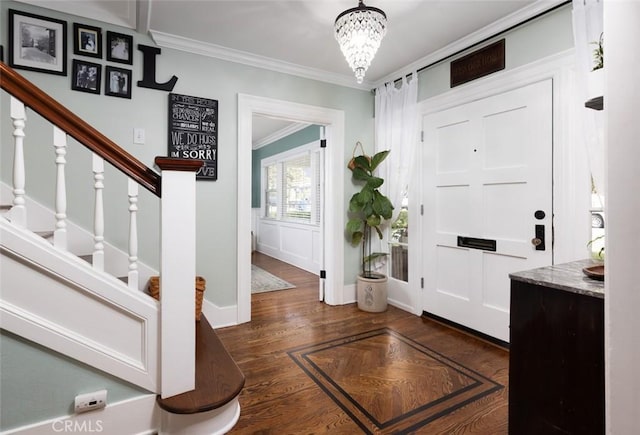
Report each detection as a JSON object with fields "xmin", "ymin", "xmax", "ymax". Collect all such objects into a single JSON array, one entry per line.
[{"xmin": 422, "ymin": 79, "xmax": 553, "ymax": 342}]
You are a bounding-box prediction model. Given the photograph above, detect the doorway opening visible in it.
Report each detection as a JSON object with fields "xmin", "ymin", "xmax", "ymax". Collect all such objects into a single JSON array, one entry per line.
[
  {"xmin": 251, "ymin": 117, "xmax": 323, "ymax": 295},
  {"xmin": 237, "ymin": 94, "xmax": 345, "ymax": 323}
]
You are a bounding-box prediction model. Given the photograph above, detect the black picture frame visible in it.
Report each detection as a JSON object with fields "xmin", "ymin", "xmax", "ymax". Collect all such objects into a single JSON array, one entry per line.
[
  {"xmin": 73, "ymin": 23, "xmax": 102, "ymax": 59},
  {"xmin": 8, "ymin": 9, "xmax": 67, "ymax": 75},
  {"xmin": 105, "ymin": 66, "xmax": 132, "ymax": 99},
  {"xmin": 71, "ymin": 60, "xmax": 101, "ymax": 94},
  {"xmin": 106, "ymin": 31, "xmax": 133, "ymax": 64}
]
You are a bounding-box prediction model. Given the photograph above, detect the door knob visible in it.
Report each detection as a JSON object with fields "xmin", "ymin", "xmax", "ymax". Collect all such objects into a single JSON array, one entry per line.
[{"xmin": 531, "ymin": 238, "xmax": 542, "ymax": 247}]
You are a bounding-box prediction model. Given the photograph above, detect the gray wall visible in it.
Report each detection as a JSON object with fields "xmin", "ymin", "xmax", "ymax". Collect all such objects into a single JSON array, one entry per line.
[
  {"xmin": 0, "ymin": 1, "xmax": 574, "ymax": 430},
  {"xmin": 251, "ymin": 125, "xmax": 321, "ymax": 208}
]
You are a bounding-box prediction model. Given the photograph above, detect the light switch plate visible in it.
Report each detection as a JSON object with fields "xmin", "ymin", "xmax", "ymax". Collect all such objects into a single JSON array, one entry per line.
[{"xmin": 133, "ymin": 128, "xmax": 145, "ymax": 144}]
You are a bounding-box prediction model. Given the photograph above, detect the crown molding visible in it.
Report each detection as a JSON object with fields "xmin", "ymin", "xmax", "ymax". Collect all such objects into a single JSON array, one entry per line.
[
  {"xmin": 149, "ymin": 30, "xmax": 373, "ymax": 91},
  {"xmin": 253, "ymin": 123, "xmax": 310, "ymax": 150},
  {"xmin": 371, "ymin": 0, "xmax": 570, "ymax": 88}
]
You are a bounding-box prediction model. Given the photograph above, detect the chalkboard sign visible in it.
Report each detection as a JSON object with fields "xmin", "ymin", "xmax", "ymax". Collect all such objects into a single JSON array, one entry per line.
[{"xmin": 168, "ymin": 93, "xmax": 218, "ymax": 180}]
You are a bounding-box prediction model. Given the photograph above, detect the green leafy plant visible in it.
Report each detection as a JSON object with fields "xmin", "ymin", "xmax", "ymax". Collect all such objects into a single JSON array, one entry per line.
[
  {"xmin": 588, "ymin": 235, "xmax": 605, "ymax": 260},
  {"xmin": 591, "ymin": 32, "xmax": 604, "ymax": 71},
  {"xmin": 346, "ymin": 149, "xmax": 394, "ymax": 279}
]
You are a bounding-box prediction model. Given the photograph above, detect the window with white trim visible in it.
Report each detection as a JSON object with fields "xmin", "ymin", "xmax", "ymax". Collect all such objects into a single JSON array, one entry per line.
[
  {"xmin": 265, "ymin": 163, "xmax": 278, "ymax": 218},
  {"xmin": 262, "ymin": 143, "xmax": 321, "ymax": 225}
]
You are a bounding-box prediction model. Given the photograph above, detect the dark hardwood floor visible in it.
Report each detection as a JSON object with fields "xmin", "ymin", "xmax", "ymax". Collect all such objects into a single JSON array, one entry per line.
[{"xmin": 216, "ymin": 252, "xmax": 509, "ymax": 434}]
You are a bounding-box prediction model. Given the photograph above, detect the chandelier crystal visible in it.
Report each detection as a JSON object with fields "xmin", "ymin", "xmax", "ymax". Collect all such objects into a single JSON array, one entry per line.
[{"xmin": 334, "ymin": 0, "xmax": 387, "ymax": 84}]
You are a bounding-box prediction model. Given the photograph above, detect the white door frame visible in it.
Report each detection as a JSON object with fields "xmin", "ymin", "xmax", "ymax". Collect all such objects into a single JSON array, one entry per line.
[
  {"xmin": 237, "ymin": 94, "xmax": 345, "ymax": 323},
  {"xmin": 412, "ymin": 50, "xmax": 590, "ymax": 315}
]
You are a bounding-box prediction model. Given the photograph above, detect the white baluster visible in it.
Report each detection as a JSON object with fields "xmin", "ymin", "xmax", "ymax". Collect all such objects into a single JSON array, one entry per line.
[
  {"xmin": 127, "ymin": 178, "xmax": 139, "ymax": 290},
  {"xmin": 53, "ymin": 127, "xmax": 68, "ymax": 249},
  {"xmin": 10, "ymin": 97, "xmax": 26, "ymax": 228},
  {"xmin": 92, "ymin": 153, "xmax": 105, "ymax": 271}
]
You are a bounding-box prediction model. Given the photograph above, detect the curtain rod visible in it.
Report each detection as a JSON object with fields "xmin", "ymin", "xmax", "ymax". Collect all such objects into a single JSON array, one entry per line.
[{"xmin": 374, "ymin": 0, "xmax": 572, "ymax": 91}]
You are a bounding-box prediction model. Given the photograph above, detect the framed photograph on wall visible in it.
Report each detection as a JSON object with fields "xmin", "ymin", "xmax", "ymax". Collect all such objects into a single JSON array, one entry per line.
[
  {"xmin": 71, "ymin": 60, "xmax": 101, "ymax": 94},
  {"xmin": 8, "ymin": 9, "xmax": 67, "ymax": 75},
  {"xmin": 73, "ymin": 23, "xmax": 102, "ymax": 58},
  {"xmin": 105, "ymin": 65, "xmax": 131, "ymax": 99},
  {"xmin": 106, "ymin": 31, "xmax": 132, "ymax": 64}
]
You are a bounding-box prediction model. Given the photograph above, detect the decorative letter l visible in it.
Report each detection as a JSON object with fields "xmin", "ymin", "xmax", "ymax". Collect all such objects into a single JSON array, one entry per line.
[{"xmin": 137, "ymin": 44, "xmax": 178, "ymax": 91}]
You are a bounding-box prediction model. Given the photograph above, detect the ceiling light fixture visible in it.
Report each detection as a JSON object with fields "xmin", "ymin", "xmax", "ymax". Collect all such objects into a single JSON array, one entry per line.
[{"xmin": 334, "ymin": 0, "xmax": 387, "ymax": 84}]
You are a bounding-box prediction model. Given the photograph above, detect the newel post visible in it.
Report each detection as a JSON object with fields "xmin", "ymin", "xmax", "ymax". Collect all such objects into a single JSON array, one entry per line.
[{"xmin": 155, "ymin": 157, "xmax": 203, "ymax": 398}]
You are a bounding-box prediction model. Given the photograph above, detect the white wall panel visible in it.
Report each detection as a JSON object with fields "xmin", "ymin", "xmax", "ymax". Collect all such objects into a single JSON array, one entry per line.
[
  {"xmin": 257, "ymin": 218, "xmax": 319, "ymax": 274},
  {"xmin": 0, "ymin": 220, "xmax": 159, "ymax": 391}
]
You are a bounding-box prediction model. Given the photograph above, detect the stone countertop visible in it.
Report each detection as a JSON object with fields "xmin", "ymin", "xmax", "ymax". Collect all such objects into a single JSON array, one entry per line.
[{"xmin": 509, "ymin": 259, "xmax": 605, "ymax": 299}]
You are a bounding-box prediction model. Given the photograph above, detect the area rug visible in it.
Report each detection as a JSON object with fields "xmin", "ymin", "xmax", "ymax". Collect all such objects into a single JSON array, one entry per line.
[
  {"xmin": 251, "ymin": 264, "xmax": 296, "ymax": 294},
  {"xmin": 288, "ymin": 328, "xmax": 503, "ymax": 434}
]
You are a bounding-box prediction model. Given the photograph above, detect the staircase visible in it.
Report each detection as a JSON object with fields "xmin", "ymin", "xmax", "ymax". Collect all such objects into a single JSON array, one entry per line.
[{"xmin": 0, "ymin": 62, "xmax": 244, "ymax": 433}]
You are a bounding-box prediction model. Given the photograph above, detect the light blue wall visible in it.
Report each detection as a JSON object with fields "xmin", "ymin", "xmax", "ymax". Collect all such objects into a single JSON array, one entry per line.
[
  {"xmin": 251, "ymin": 125, "xmax": 321, "ymax": 208},
  {"xmin": 0, "ymin": 331, "xmax": 148, "ymax": 432}
]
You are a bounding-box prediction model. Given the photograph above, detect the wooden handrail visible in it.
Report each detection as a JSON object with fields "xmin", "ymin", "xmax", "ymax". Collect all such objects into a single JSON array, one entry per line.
[{"xmin": 0, "ymin": 62, "xmax": 161, "ymax": 196}]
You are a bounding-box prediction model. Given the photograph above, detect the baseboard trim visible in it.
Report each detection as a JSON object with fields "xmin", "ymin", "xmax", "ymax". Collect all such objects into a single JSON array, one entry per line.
[
  {"xmin": 1, "ymin": 394, "xmax": 159, "ymax": 435},
  {"xmin": 387, "ymin": 298, "xmax": 415, "ymax": 314},
  {"xmin": 421, "ymin": 311, "xmax": 510, "ymax": 350},
  {"xmin": 342, "ymin": 283, "xmax": 356, "ymax": 305},
  {"xmin": 202, "ymin": 299, "xmax": 238, "ymax": 328}
]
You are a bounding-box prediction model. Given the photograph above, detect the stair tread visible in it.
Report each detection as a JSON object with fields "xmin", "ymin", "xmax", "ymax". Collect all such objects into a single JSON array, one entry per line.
[
  {"xmin": 35, "ymin": 230, "xmax": 54, "ymax": 238},
  {"xmin": 156, "ymin": 315, "xmax": 245, "ymax": 414}
]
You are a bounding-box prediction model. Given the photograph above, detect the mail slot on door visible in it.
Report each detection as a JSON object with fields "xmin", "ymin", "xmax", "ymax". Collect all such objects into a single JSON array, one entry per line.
[{"xmin": 457, "ymin": 236, "xmax": 497, "ymax": 252}]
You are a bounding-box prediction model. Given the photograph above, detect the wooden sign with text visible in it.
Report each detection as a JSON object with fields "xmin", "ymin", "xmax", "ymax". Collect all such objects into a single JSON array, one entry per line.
[
  {"xmin": 168, "ymin": 93, "xmax": 218, "ymax": 180},
  {"xmin": 450, "ymin": 39, "xmax": 505, "ymax": 88}
]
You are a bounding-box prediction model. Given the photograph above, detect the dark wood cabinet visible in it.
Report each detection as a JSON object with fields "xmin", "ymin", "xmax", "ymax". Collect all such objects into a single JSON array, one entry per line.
[{"xmin": 509, "ymin": 278, "xmax": 604, "ymax": 435}]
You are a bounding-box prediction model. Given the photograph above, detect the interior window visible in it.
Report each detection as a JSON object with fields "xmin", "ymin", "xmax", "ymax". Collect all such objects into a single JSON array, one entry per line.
[
  {"xmin": 390, "ymin": 195, "xmax": 408, "ymax": 282},
  {"xmin": 262, "ymin": 148, "xmax": 320, "ymax": 225},
  {"xmin": 282, "ymin": 154, "xmax": 312, "ymax": 221},
  {"xmin": 265, "ymin": 164, "xmax": 278, "ymax": 218}
]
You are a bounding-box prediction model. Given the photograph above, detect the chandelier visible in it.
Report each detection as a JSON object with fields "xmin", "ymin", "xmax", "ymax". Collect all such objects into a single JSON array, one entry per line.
[{"xmin": 334, "ymin": 0, "xmax": 387, "ymax": 84}]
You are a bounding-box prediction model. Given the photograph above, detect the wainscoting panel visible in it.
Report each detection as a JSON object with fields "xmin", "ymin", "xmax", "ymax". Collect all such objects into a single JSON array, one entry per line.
[
  {"xmin": 257, "ymin": 218, "xmax": 320, "ymax": 274},
  {"xmin": 0, "ymin": 220, "xmax": 159, "ymax": 391}
]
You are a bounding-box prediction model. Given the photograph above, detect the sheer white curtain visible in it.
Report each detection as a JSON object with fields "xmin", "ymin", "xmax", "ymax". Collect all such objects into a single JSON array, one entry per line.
[
  {"xmin": 573, "ymin": 0, "xmax": 604, "ymax": 203},
  {"xmin": 374, "ymin": 73, "xmax": 418, "ymax": 223}
]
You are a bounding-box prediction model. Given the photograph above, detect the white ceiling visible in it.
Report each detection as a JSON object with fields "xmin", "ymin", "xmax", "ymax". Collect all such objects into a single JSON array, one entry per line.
[{"xmin": 16, "ymin": 0, "xmax": 564, "ymax": 144}]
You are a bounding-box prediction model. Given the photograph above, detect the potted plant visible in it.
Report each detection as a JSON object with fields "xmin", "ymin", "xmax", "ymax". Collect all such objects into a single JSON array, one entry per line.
[{"xmin": 346, "ymin": 146, "xmax": 394, "ymax": 312}]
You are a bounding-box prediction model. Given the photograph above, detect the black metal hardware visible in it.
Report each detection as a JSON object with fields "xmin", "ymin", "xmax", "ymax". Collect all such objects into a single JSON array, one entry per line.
[
  {"xmin": 535, "ymin": 225, "xmax": 546, "ymax": 250},
  {"xmin": 457, "ymin": 236, "xmax": 496, "ymax": 252},
  {"xmin": 535, "ymin": 210, "xmax": 546, "ymax": 220},
  {"xmin": 320, "ymin": 270, "xmax": 326, "ymax": 279}
]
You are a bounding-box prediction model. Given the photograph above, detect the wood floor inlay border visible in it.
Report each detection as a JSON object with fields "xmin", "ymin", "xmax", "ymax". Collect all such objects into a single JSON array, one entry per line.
[{"xmin": 288, "ymin": 328, "xmax": 504, "ymax": 434}]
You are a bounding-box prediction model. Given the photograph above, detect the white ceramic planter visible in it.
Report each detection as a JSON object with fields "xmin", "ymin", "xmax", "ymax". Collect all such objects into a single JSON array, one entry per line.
[
  {"xmin": 588, "ymin": 68, "xmax": 604, "ymax": 100},
  {"xmin": 356, "ymin": 273, "xmax": 388, "ymax": 312}
]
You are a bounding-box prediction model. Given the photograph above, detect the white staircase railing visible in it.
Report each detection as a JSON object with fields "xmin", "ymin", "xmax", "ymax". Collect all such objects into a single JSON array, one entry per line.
[
  {"xmin": 92, "ymin": 153, "xmax": 105, "ymax": 272},
  {"xmin": 10, "ymin": 96, "xmax": 26, "ymax": 228},
  {"xmin": 128, "ymin": 178, "xmax": 139, "ymax": 290},
  {"xmin": 1, "ymin": 62, "xmax": 202, "ymax": 398},
  {"xmin": 53, "ymin": 126, "xmax": 68, "ymax": 250}
]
